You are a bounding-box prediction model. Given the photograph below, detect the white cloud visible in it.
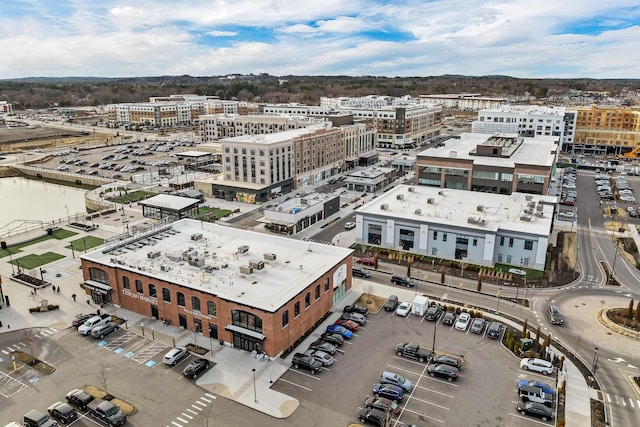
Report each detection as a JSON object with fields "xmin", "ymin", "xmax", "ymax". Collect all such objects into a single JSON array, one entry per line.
[{"xmin": 207, "ymin": 30, "xmax": 238, "ymax": 37}]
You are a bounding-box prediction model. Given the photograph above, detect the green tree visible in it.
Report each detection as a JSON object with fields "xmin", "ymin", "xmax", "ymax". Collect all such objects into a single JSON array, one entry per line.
[
  {"xmin": 629, "ymin": 299, "xmax": 635, "ymax": 318},
  {"xmin": 522, "ymin": 318, "xmax": 528, "ymax": 336}
]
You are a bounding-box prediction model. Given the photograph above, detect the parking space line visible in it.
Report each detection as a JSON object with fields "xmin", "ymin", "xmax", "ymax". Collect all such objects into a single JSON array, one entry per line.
[
  {"xmin": 423, "ymin": 376, "xmax": 459, "ymax": 388},
  {"xmin": 290, "ymin": 369, "xmax": 322, "ymax": 381},
  {"xmin": 186, "ymin": 408, "xmax": 199, "ymax": 415},
  {"xmin": 409, "ymin": 396, "xmax": 450, "ymax": 410},
  {"xmin": 391, "ymin": 356, "xmax": 425, "ymax": 366},
  {"xmin": 386, "ymin": 364, "xmax": 423, "ymax": 377},
  {"xmin": 170, "ymin": 421, "xmax": 182, "ymax": 427},
  {"xmin": 400, "ymin": 407, "xmax": 445, "ymax": 423},
  {"xmin": 509, "ymin": 412, "xmax": 551, "ymax": 425},
  {"xmin": 278, "ymin": 377, "xmax": 313, "ymax": 391},
  {"xmin": 413, "ymin": 385, "xmax": 455, "ymax": 398}
]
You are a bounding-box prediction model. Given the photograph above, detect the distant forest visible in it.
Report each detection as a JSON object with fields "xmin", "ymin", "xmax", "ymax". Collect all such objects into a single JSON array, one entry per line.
[{"xmin": 1, "ymin": 74, "xmax": 639, "ymax": 110}]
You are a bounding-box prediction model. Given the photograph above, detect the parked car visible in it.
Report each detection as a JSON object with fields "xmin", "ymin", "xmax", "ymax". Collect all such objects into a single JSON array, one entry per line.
[
  {"xmin": 326, "ymin": 324, "xmax": 353, "ymax": 339},
  {"xmin": 427, "ymin": 364, "xmax": 460, "ymax": 381},
  {"xmin": 47, "ymin": 401, "xmax": 77, "ymax": 424},
  {"xmin": 356, "ymin": 257, "xmax": 376, "ymax": 266},
  {"xmin": 358, "ymin": 408, "xmax": 387, "ymax": 426},
  {"xmin": 518, "ymin": 379, "xmax": 554, "ymax": 395},
  {"xmin": 91, "ymin": 322, "xmax": 119, "ymax": 339},
  {"xmin": 304, "ymin": 349, "xmax": 334, "ymax": 367},
  {"xmin": 363, "ymin": 396, "xmax": 400, "ymax": 415},
  {"xmin": 380, "ymin": 371, "xmax": 413, "ymax": 392},
  {"xmin": 71, "ymin": 313, "xmax": 95, "ymax": 328},
  {"xmin": 163, "ymin": 347, "xmax": 189, "ymax": 366},
  {"xmin": 487, "ymin": 321, "xmax": 502, "ymax": 339},
  {"xmin": 334, "ymin": 318, "xmax": 359, "ymax": 331},
  {"xmin": 344, "ymin": 222, "xmax": 356, "ymax": 230},
  {"xmin": 442, "ymin": 311, "xmax": 456, "ymax": 326},
  {"xmin": 516, "ymin": 401, "xmax": 554, "ymax": 421},
  {"xmin": 372, "ymin": 384, "xmax": 404, "ymax": 402},
  {"xmin": 396, "ymin": 301, "xmax": 411, "ymax": 317},
  {"xmin": 308, "ymin": 340, "xmax": 337, "ymax": 356},
  {"xmin": 547, "ymin": 305, "xmax": 564, "ymax": 325},
  {"xmin": 291, "ymin": 352, "xmax": 322, "ymax": 374},
  {"xmin": 182, "ymin": 358, "xmax": 210, "ymax": 378},
  {"xmin": 352, "ymin": 267, "xmax": 371, "ymax": 278},
  {"xmin": 65, "ymin": 388, "xmax": 94, "ymax": 410},
  {"xmin": 425, "ymin": 305, "xmax": 442, "ymax": 321},
  {"xmin": 339, "ymin": 312, "xmax": 367, "ymax": 325},
  {"xmin": 343, "ymin": 304, "xmax": 369, "ymax": 316},
  {"xmin": 22, "ymin": 410, "xmax": 58, "ymax": 427},
  {"xmin": 470, "ymin": 318, "xmax": 486, "ymax": 334},
  {"xmin": 320, "ymin": 332, "xmax": 344, "ymax": 346},
  {"xmin": 391, "ymin": 275, "xmax": 414, "ymax": 287},
  {"xmin": 520, "ymin": 358, "xmax": 554, "ymax": 375},
  {"xmin": 454, "ymin": 313, "xmax": 471, "ymax": 331},
  {"xmin": 383, "ymin": 295, "xmax": 399, "ymax": 312},
  {"xmin": 432, "ymin": 354, "xmax": 462, "ymax": 369}
]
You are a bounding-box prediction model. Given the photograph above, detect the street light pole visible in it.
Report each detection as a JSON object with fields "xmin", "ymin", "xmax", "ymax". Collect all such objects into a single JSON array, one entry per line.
[
  {"xmin": 252, "ymin": 368, "xmax": 257, "ymax": 403},
  {"xmin": 432, "ymin": 318, "xmax": 437, "ymax": 355},
  {"xmin": 496, "ymin": 289, "xmax": 502, "ymax": 314},
  {"xmin": 609, "ymin": 240, "xmax": 621, "ymax": 284},
  {"xmin": 592, "ymin": 347, "xmax": 599, "ymax": 374}
]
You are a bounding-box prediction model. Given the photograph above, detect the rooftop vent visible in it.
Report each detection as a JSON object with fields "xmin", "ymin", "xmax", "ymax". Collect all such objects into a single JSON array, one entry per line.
[
  {"xmin": 188, "ymin": 257, "xmax": 205, "ymax": 267},
  {"xmin": 408, "ymin": 186, "xmax": 415, "ymax": 192},
  {"xmin": 263, "ymin": 252, "xmax": 277, "ymax": 261},
  {"xmin": 427, "ymin": 198, "xmax": 435, "ymax": 204},
  {"xmin": 477, "ymin": 205, "xmax": 485, "ymax": 212},
  {"xmin": 415, "ymin": 209, "xmax": 422, "ymax": 215},
  {"xmin": 525, "ymin": 195, "xmax": 533, "ymax": 201},
  {"xmin": 536, "ymin": 204, "xmax": 543, "ymax": 211},
  {"xmin": 160, "ymin": 265, "xmax": 171, "ymax": 272},
  {"xmin": 249, "ymin": 259, "xmax": 265, "ymax": 270},
  {"xmin": 239, "ymin": 265, "xmax": 253, "ymax": 275},
  {"xmin": 147, "ymin": 250, "xmax": 161, "ymax": 259},
  {"xmin": 191, "ymin": 233, "xmax": 203, "ymax": 241},
  {"xmin": 380, "ymin": 204, "xmax": 389, "ymax": 210},
  {"xmin": 438, "ymin": 190, "xmax": 445, "ymax": 196},
  {"xmin": 397, "ymin": 194, "xmax": 404, "ymax": 200},
  {"xmin": 520, "ymin": 215, "xmax": 532, "ymax": 222},
  {"xmin": 238, "ymin": 245, "xmax": 249, "ymax": 255}
]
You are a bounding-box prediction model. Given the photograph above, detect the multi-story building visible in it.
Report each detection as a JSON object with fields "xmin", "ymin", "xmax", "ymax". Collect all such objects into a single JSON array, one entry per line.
[
  {"xmin": 262, "ymin": 192, "xmax": 340, "ymax": 235},
  {"xmin": 571, "ymin": 104, "xmax": 640, "ymax": 156},
  {"xmin": 199, "ymin": 113, "xmax": 325, "ymax": 141},
  {"xmin": 415, "ymin": 133, "xmax": 558, "ymax": 195},
  {"xmin": 471, "ymin": 106, "xmax": 576, "ymax": 151},
  {"xmin": 419, "ymin": 94, "xmax": 507, "ymax": 111},
  {"xmin": 353, "ymin": 184, "xmax": 555, "ymax": 271},
  {"xmin": 80, "ymin": 218, "xmax": 353, "ymax": 357},
  {"xmin": 0, "ymin": 101, "xmax": 13, "ymax": 115}
]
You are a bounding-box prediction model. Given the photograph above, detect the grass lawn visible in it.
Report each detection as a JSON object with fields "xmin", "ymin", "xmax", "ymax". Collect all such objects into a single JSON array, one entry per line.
[
  {"xmin": 493, "ymin": 263, "xmax": 544, "ymax": 279},
  {"xmin": 66, "ymin": 236, "xmax": 105, "ymax": 252},
  {"xmin": 198, "ymin": 206, "xmax": 233, "ymax": 221},
  {"xmin": 52, "ymin": 229, "xmax": 78, "ymax": 239},
  {"xmin": 0, "ymin": 228, "xmax": 78, "ymax": 258},
  {"xmin": 11, "ymin": 252, "xmax": 66, "ymax": 269},
  {"xmin": 109, "ymin": 190, "xmax": 154, "ymax": 204}
]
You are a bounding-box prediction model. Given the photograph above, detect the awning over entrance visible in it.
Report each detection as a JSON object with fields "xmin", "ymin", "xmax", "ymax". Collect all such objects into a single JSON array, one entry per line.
[
  {"xmin": 225, "ymin": 324, "xmax": 265, "ymax": 341},
  {"xmin": 84, "ymin": 280, "xmax": 112, "ymax": 295}
]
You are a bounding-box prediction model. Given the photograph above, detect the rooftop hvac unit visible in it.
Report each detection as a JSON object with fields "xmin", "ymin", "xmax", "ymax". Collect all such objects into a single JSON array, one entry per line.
[
  {"xmin": 397, "ymin": 194, "xmax": 404, "ymax": 200},
  {"xmin": 238, "ymin": 245, "xmax": 249, "ymax": 255},
  {"xmin": 188, "ymin": 257, "xmax": 205, "ymax": 267},
  {"xmin": 408, "ymin": 186, "xmax": 415, "ymax": 192},
  {"xmin": 263, "ymin": 252, "xmax": 277, "ymax": 261},
  {"xmin": 528, "ymin": 202, "xmax": 536, "ymax": 208},
  {"xmin": 477, "ymin": 205, "xmax": 485, "ymax": 212},
  {"xmin": 427, "ymin": 198, "xmax": 435, "ymax": 204},
  {"xmin": 415, "ymin": 209, "xmax": 422, "ymax": 215},
  {"xmin": 438, "ymin": 190, "xmax": 445, "ymax": 195},
  {"xmin": 467, "ymin": 217, "xmax": 478, "ymax": 224},
  {"xmin": 160, "ymin": 265, "xmax": 171, "ymax": 272},
  {"xmin": 191, "ymin": 233, "xmax": 203, "ymax": 241},
  {"xmin": 535, "ymin": 212, "xmax": 544, "ymax": 218},
  {"xmin": 147, "ymin": 250, "xmax": 161, "ymax": 259},
  {"xmin": 526, "ymin": 208, "xmax": 534, "ymax": 215},
  {"xmin": 249, "ymin": 259, "xmax": 265, "ymax": 270},
  {"xmin": 380, "ymin": 204, "xmax": 389, "ymax": 210},
  {"xmin": 525, "ymin": 195, "xmax": 533, "ymax": 201},
  {"xmin": 536, "ymin": 204, "xmax": 543, "ymax": 211},
  {"xmin": 520, "ymin": 215, "xmax": 532, "ymax": 222},
  {"xmin": 117, "ymin": 259, "xmax": 126, "ymax": 265},
  {"xmin": 166, "ymin": 253, "xmax": 182, "ymax": 262},
  {"xmin": 301, "ymin": 198, "xmax": 308, "ymax": 205},
  {"xmin": 239, "ymin": 265, "xmax": 253, "ymax": 275}
]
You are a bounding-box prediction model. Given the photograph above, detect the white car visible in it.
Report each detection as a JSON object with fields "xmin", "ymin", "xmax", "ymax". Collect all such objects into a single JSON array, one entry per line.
[
  {"xmin": 558, "ymin": 212, "xmax": 576, "ymax": 220},
  {"xmin": 454, "ymin": 312, "xmax": 471, "ymax": 331},
  {"xmin": 163, "ymin": 347, "xmax": 189, "ymax": 366},
  {"xmin": 344, "ymin": 222, "xmax": 356, "ymax": 230},
  {"xmin": 520, "ymin": 358, "xmax": 554, "ymax": 375},
  {"xmin": 396, "ymin": 301, "xmax": 412, "ymax": 317}
]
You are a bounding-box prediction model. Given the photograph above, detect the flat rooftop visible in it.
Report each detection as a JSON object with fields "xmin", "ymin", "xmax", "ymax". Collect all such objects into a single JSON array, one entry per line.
[
  {"xmin": 358, "ymin": 185, "xmax": 556, "ymax": 235},
  {"xmin": 82, "ymin": 219, "xmax": 353, "ymax": 312},
  {"xmin": 139, "ymin": 194, "xmax": 199, "ymax": 210},
  {"xmin": 417, "ymin": 133, "xmax": 558, "ymax": 168}
]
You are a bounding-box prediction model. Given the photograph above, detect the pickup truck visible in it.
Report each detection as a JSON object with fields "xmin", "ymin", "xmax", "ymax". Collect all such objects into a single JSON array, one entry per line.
[
  {"xmin": 395, "ymin": 342, "xmax": 432, "ymax": 363},
  {"xmin": 78, "ymin": 314, "xmax": 112, "ymax": 335},
  {"xmin": 86, "ymin": 398, "xmax": 126, "ymax": 426}
]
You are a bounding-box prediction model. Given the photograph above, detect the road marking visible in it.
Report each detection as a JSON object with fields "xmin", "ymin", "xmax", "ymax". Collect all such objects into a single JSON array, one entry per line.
[
  {"xmin": 607, "ymin": 393, "xmax": 611, "ymax": 403},
  {"xmin": 196, "ymin": 400, "xmax": 208, "ymax": 407},
  {"xmin": 200, "ymin": 396, "xmax": 211, "ymax": 403},
  {"xmin": 413, "ymin": 385, "xmax": 455, "ymax": 398},
  {"xmin": 401, "ymin": 407, "xmax": 444, "ymax": 423},
  {"xmin": 278, "ymin": 378, "xmax": 312, "ymax": 391},
  {"xmin": 615, "ymin": 395, "xmax": 620, "ymax": 404},
  {"xmin": 170, "ymin": 422, "xmax": 182, "ymax": 427},
  {"xmin": 186, "ymin": 408, "xmax": 198, "ymax": 415},
  {"xmin": 409, "ymin": 396, "xmax": 450, "ymax": 410},
  {"xmin": 205, "ymin": 393, "xmax": 216, "ymax": 399},
  {"xmin": 176, "ymin": 416, "xmax": 189, "ymax": 423},
  {"xmin": 629, "ymin": 399, "xmax": 634, "ymax": 408},
  {"xmin": 181, "ymin": 413, "xmax": 194, "ymax": 419},
  {"xmin": 509, "ymin": 412, "xmax": 551, "ymax": 425},
  {"xmin": 190, "ymin": 404, "xmax": 203, "ymax": 411},
  {"xmin": 290, "ymin": 369, "xmax": 322, "ymax": 381}
]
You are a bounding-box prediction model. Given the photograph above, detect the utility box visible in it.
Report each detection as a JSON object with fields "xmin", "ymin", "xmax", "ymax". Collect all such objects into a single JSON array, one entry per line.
[
  {"xmin": 520, "ymin": 338, "xmax": 534, "ymax": 352},
  {"xmin": 411, "ymin": 295, "xmax": 429, "ymax": 316}
]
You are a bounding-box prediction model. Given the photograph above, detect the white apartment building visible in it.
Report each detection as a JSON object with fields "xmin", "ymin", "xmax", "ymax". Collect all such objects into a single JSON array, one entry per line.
[
  {"xmin": 472, "ymin": 106, "xmax": 576, "ymax": 151},
  {"xmin": 199, "ymin": 113, "xmax": 325, "ymax": 141},
  {"xmin": 320, "ymin": 95, "xmax": 421, "ymax": 109},
  {"xmin": 419, "ymin": 94, "xmax": 507, "ymax": 111}
]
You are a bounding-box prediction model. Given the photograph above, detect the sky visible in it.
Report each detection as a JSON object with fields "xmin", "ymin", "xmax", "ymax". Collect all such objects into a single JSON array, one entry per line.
[{"xmin": 1, "ymin": 0, "xmax": 640, "ymax": 79}]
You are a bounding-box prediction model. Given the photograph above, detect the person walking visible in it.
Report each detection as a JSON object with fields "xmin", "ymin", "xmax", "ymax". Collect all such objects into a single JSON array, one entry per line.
[{"xmin": 72, "ymin": 293, "xmax": 77, "ymax": 302}]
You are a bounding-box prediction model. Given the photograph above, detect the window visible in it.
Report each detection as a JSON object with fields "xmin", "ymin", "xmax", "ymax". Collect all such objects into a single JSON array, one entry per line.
[
  {"xmin": 472, "ymin": 171, "xmax": 499, "ymax": 180},
  {"xmin": 500, "ymin": 236, "xmax": 505, "ymax": 246},
  {"xmin": 282, "ymin": 310, "xmax": 289, "ymax": 327},
  {"xmin": 433, "ymin": 231, "xmax": 438, "ymax": 239},
  {"xmin": 89, "ymin": 268, "xmax": 109, "ymax": 284},
  {"xmin": 509, "ymin": 238, "xmax": 514, "ymax": 248},
  {"xmin": 473, "ymin": 238, "xmax": 478, "ymax": 247},
  {"xmin": 305, "ymin": 293, "xmax": 311, "ymax": 308},
  {"xmin": 231, "ymin": 310, "xmax": 263, "ymax": 333},
  {"xmin": 315, "ymin": 285, "xmax": 320, "ymax": 300},
  {"xmin": 294, "ymin": 301, "xmax": 300, "ymax": 317},
  {"xmin": 122, "ymin": 276, "xmax": 130, "ymax": 289},
  {"xmin": 192, "ymin": 296, "xmax": 201, "ymax": 312},
  {"xmin": 443, "ymin": 233, "xmax": 447, "ymax": 242},
  {"xmin": 524, "ymin": 240, "xmax": 533, "ymax": 250},
  {"xmin": 162, "ymin": 288, "xmax": 171, "ymax": 302},
  {"xmin": 177, "ymin": 292, "xmax": 185, "ymax": 307},
  {"xmin": 135, "ymin": 279, "xmax": 143, "ymax": 293},
  {"xmin": 207, "ymin": 301, "xmax": 217, "ymax": 316},
  {"xmin": 148, "ymin": 284, "xmax": 156, "ymax": 298}
]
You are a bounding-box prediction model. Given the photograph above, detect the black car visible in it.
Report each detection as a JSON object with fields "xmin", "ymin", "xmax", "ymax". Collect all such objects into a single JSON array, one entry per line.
[
  {"xmin": 427, "ymin": 363, "xmax": 460, "ymax": 381},
  {"xmin": 65, "ymin": 388, "xmax": 94, "ymax": 410},
  {"xmin": 358, "ymin": 408, "xmax": 387, "ymax": 426},
  {"xmin": 291, "ymin": 353, "xmax": 322, "ymax": 374},
  {"xmin": 391, "ymin": 275, "xmax": 414, "ymax": 287},
  {"xmin": 343, "ymin": 304, "xmax": 369, "ymax": 316},
  {"xmin": 72, "ymin": 313, "xmax": 95, "ymax": 328},
  {"xmin": 516, "ymin": 401, "xmax": 554, "ymax": 421},
  {"xmin": 352, "ymin": 267, "xmax": 371, "ymax": 278},
  {"xmin": 432, "ymin": 354, "xmax": 462, "ymax": 369},
  {"xmin": 441, "ymin": 311, "xmax": 456, "ymax": 325},
  {"xmin": 183, "ymin": 358, "xmax": 210, "ymax": 378},
  {"xmin": 425, "ymin": 305, "xmax": 442, "ymax": 321},
  {"xmin": 470, "ymin": 318, "xmax": 486, "ymax": 334},
  {"xmin": 321, "ymin": 332, "xmax": 345, "ymax": 346},
  {"xmin": 340, "ymin": 312, "xmax": 366, "ymax": 325},
  {"xmin": 48, "ymin": 401, "xmax": 77, "ymax": 424},
  {"xmin": 383, "ymin": 295, "xmax": 399, "ymax": 312},
  {"xmin": 308, "ymin": 340, "xmax": 337, "ymax": 356},
  {"xmin": 487, "ymin": 321, "xmax": 502, "ymax": 339}
]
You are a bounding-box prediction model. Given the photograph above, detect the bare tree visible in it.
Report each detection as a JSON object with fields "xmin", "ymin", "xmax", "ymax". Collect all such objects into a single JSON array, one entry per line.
[
  {"xmin": 97, "ymin": 361, "xmax": 111, "ymax": 396},
  {"xmin": 22, "ymin": 329, "xmax": 37, "ymax": 365}
]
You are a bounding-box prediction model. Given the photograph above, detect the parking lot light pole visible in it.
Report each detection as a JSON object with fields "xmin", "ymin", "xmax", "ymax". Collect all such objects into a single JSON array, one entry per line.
[
  {"xmin": 592, "ymin": 347, "xmax": 599, "ymax": 374},
  {"xmin": 496, "ymin": 289, "xmax": 502, "ymax": 314},
  {"xmin": 252, "ymin": 368, "xmax": 257, "ymax": 403},
  {"xmin": 432, "ymin": 319, "xmax": 437, "ymax": 355}
]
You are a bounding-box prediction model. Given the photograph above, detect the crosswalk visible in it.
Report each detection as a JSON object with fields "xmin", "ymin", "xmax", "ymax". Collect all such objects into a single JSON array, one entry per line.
[
  {"xmin": 606, "ymin": 393, "xmax": 640, "ymax": 410},
  {"xmin": 167, "ymin": 392, "xmax": 217, "ymax": 427}
]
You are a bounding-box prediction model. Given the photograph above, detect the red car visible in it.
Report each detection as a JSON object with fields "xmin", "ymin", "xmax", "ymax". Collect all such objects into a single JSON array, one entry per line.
[
  {"xmin": 356, "ymin": 257, "xmax": 375, "ymax": 266},
  {"xmin": 334, "ymin": 319, "xmax": 359, "ymax": 331}
]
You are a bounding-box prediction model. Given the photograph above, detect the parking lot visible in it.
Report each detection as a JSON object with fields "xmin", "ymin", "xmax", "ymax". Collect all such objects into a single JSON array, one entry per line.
[{"xmin": 271, "ymin": 306, "xmax": 557, "ymax": 426}]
